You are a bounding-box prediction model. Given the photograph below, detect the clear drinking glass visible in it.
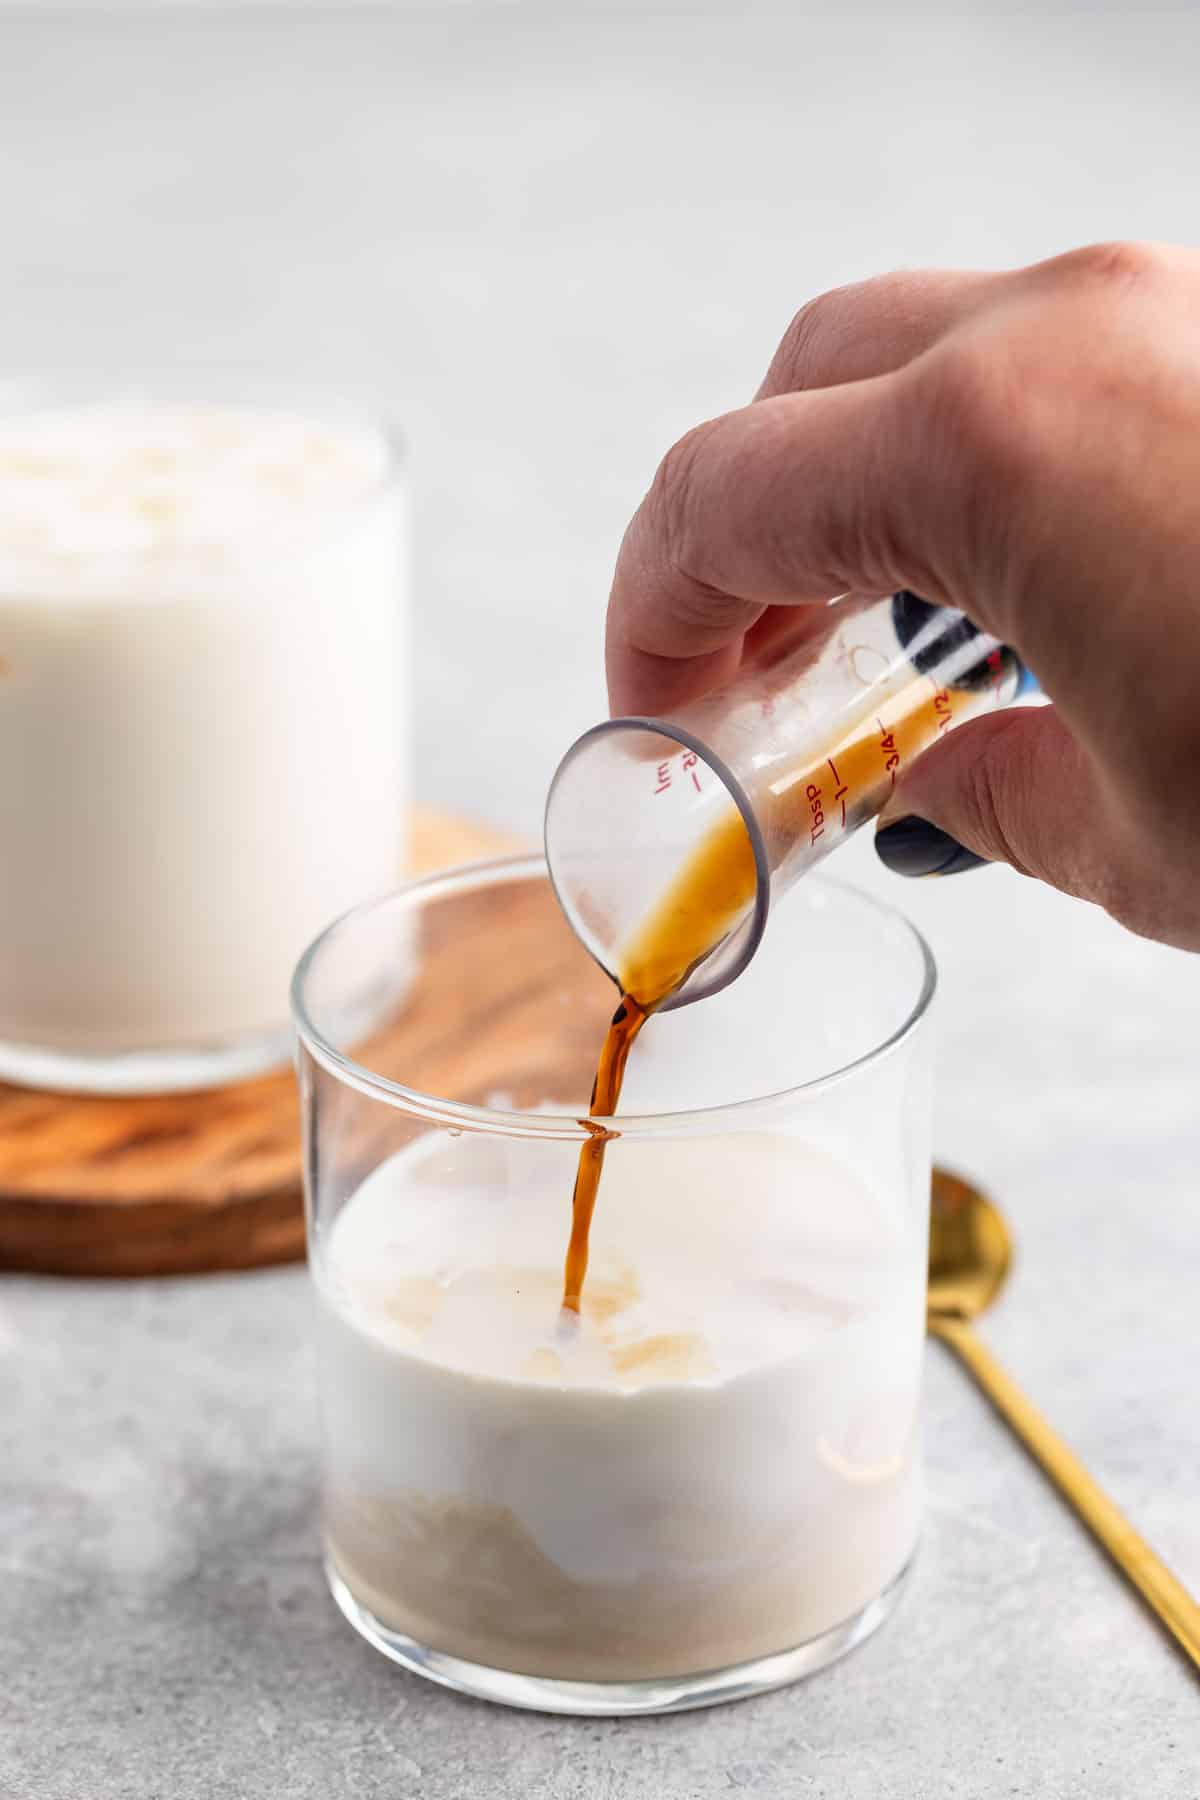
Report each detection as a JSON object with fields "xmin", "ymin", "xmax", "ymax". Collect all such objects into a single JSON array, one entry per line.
[
  {"xmin": 293, "ymin": 854, "xmax": 935, "ymax": 1716},
  {"xmin": 0, "ymin": 389, "xmax": 406, "ymax": 1093},
  {"xmin": 546, "ymin": 591, "xmax": 1029, "ymax": 1009}
]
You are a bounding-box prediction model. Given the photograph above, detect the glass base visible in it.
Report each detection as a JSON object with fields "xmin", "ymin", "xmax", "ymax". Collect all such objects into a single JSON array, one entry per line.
[
  {"xmin": 325, "ymin": 1552, "xmax": 914, "ymax": 1716},
  {"xmin": 0, "ymin": 1020, "xmax": 294, "ymax": 1096}
]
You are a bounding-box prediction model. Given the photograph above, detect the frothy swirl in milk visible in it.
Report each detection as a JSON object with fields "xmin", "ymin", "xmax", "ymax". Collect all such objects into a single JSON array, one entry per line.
[
  {"xmin": 0, "ymin": 406, "xmax": 390, "ymax": 575},
  {"xmin": 317, "ymin": 1131, "xmax": 923, "ymax": 1681},
  {"xmin": 0, "ymin": 405, "xmax": 404, "ymax": 1065}
]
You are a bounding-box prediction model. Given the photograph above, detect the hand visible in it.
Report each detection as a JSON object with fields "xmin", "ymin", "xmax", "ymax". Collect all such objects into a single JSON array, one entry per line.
[{"xmin": 605, "ymin": 242, "xmax": 1200, "ymax": 951}]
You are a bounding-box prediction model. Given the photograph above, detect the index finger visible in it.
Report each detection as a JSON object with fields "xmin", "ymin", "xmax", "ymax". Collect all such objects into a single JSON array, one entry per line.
[
  {"xmin": 608, "ymin": 267, "xmax": 1009, "ymax": 718},
  {"xmin": 606, "ymin": 376, "xmax": 929, "ymax": 716},
  {"xmin": 755, "ymin": 268, "xmax": 999, "ymax": 400}
]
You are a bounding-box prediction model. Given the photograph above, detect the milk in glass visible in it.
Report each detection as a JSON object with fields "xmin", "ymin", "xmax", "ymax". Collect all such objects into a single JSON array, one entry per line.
[{"xmin": 0, "ymin": 404, "xmax": 405, "ymax": 1088}]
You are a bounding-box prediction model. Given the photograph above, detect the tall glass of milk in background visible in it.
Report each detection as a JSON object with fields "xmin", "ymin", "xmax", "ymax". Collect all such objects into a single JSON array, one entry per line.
[{"xmin": 0, "ymin": 399, "xmax": 406, "ymax": 1092}]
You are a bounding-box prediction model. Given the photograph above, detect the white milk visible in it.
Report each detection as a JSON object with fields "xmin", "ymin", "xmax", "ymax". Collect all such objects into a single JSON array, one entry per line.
[
  {"xmin": 0, "ymin": 405, "xmax": 404, "ymax": 1083},
  {"xmin": 315, "ymin": 1130, "xmax": 924, "ymax": 1682}
]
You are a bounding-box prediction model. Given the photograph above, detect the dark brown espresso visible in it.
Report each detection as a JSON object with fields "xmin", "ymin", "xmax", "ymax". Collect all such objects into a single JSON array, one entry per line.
[
  {"xmin": 559, "ymin": 791, "xmax": 761, "ymax": 1313},
  {"xmin": 561, "ymin": 994, "xmax": 648, "ymax": 1313},
  {"xmin": 558, "ymin": 656, "xmax": 998, "ymax": 1312}
]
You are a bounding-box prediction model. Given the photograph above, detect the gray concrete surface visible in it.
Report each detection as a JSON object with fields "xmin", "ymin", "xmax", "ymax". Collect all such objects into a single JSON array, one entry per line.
[{"xmin": 3, "ymin": 7, "xmax": 1200, "ymax": 1796}]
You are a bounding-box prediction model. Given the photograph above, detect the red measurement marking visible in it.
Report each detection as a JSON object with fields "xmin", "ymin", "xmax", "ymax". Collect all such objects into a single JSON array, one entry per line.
[
  {"xmin": 805, "ymin": 781, "xmax": 825, "ymax": 845},
  {"xmin": 987, "ymin": 647, "xmax": 1003, "ymax": 686},
  {"xmin": 877, "ymin": 719, "xmax": 900, "ymax": 778},
  {"xmin": 653, "ymin": 759, "xmax": 671, "ymax": 795},
  {"xmin": 826, "ymin": 756, "xmax": 848, "ymax": 826},
  {"xmin": 681, "ymin": 750, "xmax": 702, "ymax": 792}
]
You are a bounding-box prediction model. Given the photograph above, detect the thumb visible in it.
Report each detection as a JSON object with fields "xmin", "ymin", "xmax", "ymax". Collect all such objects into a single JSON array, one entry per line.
[{"xmin": 873, "ymin": 704, "xmax": 1120, "ymax": 903}]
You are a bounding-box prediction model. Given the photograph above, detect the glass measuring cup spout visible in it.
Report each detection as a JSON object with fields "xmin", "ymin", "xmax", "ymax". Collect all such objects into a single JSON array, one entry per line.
[
  {"xmin": 545, "ymin": 592, "xmax": 1034, "ymax": 1013},
  {"xmin": 545, "ymin": 717, "xmax": 770, "ymax": 1013}
]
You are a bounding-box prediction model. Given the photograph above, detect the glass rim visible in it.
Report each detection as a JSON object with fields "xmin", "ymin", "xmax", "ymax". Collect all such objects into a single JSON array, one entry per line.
[
  {"xmin": 290, "ymin": 853, "xmax": 938, "ymax": 1141},
  {"xmin": 543, "ymin": 715, "xmax": 771, "ymax": 1011}
]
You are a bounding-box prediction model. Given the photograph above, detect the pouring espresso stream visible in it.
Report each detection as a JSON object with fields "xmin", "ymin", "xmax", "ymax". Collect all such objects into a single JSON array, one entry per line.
[
  {"xmin": 561, "ymin": 800, "xmax": 759, "ymax": 1312},
  {"xmin": 551, "ymin": 591, "xmax": 1034, "ymax": 1314}
]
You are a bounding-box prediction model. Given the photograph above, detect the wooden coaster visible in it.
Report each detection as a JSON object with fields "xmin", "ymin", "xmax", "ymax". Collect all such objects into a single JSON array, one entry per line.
[{"xmin": 0, "ymin": 810, "xmax": 517, "ymax": 1278}]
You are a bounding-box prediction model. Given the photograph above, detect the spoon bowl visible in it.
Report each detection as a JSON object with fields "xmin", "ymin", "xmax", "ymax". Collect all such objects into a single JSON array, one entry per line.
[
  {"xmin": 927, "ymin": 1167, "xmax": 1012, "ymax": 1323},
  {"xmin": 925, "ymin": 1165, "xmax": 1200, "ymax": 1670}
]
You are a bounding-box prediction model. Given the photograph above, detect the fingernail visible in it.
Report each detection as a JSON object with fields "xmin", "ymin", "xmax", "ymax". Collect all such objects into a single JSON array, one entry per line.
[{"xmin": 875, "ymin": 816, "xmax": 986, "ymax": 877}]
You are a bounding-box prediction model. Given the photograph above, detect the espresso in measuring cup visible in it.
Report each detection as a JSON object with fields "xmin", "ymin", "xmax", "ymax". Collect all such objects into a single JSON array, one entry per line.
[{"xmin": 557, "ymin": 591, "xmax": 1029, "ymax": 1315}]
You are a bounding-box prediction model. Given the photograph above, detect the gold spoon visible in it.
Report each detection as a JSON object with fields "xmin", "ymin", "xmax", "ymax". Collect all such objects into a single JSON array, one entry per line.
[{"xmin": 928, "ymin": 1166, "xmax": 1200, "ymax": 1669}]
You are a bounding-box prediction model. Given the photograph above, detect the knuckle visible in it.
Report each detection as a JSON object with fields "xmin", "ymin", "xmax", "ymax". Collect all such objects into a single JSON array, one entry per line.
[
  {"xmin": 1049, "ymin": 238, "xmax": 1167, "ymax": 291},
  {"xmin": 768, "ymin": 273, "xmax": 917, "ymax": 393},
  {"xmin": 771, "ymin": 290, "xmax": 848, "ymax": 391},
  {"xmin": 643, "ymin": 419, "xmax": 749, "ymax": 630},
  {"xmin": 647, "ymin": 421, "xmax": 718, "ymax": 578}
]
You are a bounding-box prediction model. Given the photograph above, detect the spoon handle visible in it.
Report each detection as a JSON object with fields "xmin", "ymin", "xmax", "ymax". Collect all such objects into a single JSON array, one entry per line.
[{"xmin": 930, "ymin": 1315, "xmax": 1200, "ymax": 1670}]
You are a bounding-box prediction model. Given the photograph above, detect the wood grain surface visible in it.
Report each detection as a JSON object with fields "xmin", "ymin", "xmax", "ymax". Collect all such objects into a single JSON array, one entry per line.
[{"xmin": 0, "ymin": 810, "xmax": 522, "ymax": 1277}]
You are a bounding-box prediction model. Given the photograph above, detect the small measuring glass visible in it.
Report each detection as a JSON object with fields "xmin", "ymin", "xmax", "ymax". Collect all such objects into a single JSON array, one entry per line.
[{"xmin": 545, "ymin": 592, "xmax": 1035, "ymax": 1010}]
